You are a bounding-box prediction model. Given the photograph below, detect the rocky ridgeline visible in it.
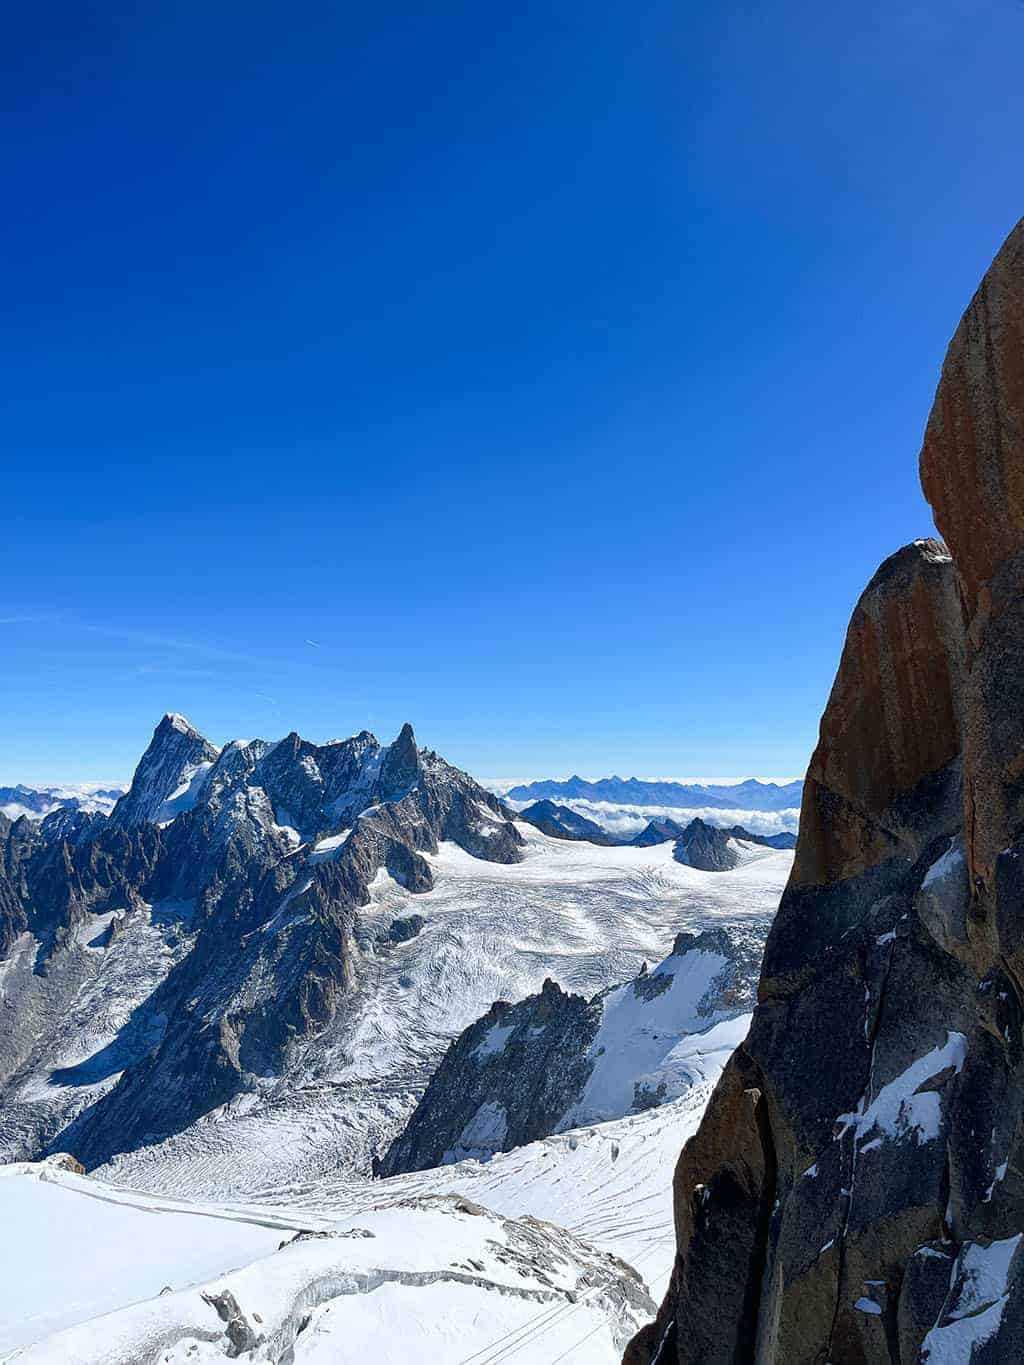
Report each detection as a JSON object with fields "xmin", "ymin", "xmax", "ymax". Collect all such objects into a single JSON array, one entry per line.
[
  {"xmin": 379, "ymin": 926, "xmax": 761, "ymax": 1178},
  {"xmin": 0, "ymin": 717, "xmax": 522, "ymax": 1168},
  {"xmin": 626, "ymin": 220, "xmax": 1024, "ymax": 1364}
]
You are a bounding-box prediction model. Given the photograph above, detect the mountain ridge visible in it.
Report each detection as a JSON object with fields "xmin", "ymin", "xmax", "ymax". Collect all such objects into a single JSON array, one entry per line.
[{"xmin": 0, "ymin": 784, "xmax": 124, "ymax": 822}]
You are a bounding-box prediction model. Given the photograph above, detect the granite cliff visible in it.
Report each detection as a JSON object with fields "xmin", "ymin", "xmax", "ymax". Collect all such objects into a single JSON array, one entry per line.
[{"xmin": 626, "ymin": 220, "xmax": 1024, "ymax": 1363}]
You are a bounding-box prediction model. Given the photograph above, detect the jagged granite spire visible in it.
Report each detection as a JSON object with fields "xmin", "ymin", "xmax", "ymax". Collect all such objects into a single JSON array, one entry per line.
[
  {"xmin": 379, "ymin": 721, "xmax": 421, "ymax": 799},
  {"xmin": 626, "ymin": 218, "xmax": 1024, "ymax": 1364}
]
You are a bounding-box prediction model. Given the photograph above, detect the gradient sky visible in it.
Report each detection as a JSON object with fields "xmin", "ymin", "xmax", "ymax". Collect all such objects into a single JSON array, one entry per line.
[{"xmin": 3, "ymin": 1, "xmax": 1024, "ymax": 786}]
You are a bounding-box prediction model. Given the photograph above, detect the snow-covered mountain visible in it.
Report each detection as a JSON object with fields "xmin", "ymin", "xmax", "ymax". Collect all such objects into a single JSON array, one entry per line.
[
  {"xmin": 0, "ymin": 714, "xmax": 792, "ymax": 1205},
  {"xmin": 1, "ymin": 714, "xmax": 794, "ymax": 1361},
  {"xmin": 0, "ymin": 714, "xmax": 526, "ymax": 1173},
  {"xmin": 517, "ymin": 802, "xmax": 797, "ymax": 863}
]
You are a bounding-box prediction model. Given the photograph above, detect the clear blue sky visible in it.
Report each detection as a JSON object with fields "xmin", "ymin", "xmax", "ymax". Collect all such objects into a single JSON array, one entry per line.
[{"xmin": 3, "ymin": 1, "xmax": 1023, "ymax": 786}]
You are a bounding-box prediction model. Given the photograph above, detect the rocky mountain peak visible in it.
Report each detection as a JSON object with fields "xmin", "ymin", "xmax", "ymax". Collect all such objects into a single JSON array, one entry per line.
[
  {"xmin": 379, "ymin": 721, "xmax": 421, "ymax": 799},
  {"xmin": 792, "ymin": 535, "xmax": 963, "ymax": 891},
  {"xmin": 518, "ymin": 799, "xmax": 620, "ymax": 845},
  {"xmin": 160, "ymin": 712, "xmax": 204, "ymax": 738},
  {"xmin": 110, "ymin": 715, "xmax": 220, "ymax": 830},
  {"xmin": 672, "ymin": 817, "xmax": 740, "ymax": 872},
  {"xmin": 920, "ymin": 219, "xmax": 1024, "ymax": 606}
]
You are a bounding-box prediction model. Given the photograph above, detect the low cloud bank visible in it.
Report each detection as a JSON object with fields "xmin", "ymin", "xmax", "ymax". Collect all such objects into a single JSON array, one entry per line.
[{"xmin": 506, "ymin": 797, "xmax": 800, "ymax": 838}]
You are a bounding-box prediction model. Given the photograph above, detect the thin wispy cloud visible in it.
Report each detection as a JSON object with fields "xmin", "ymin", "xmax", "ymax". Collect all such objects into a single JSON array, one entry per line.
[
  {"xmin": 78, "ymin": 622, "xmax": 272, "ymax": 669},
  {"xmin": 130, "ymin": 664, "xmax": 220, "ymax": 680},
  {"xmin": 1, "ymin": 615, "xmax": 280, "ymax": 670}
]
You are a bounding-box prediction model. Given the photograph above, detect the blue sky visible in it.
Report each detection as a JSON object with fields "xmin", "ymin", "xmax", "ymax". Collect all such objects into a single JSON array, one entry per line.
[{"xmin": 3, "ymin": 1, "xmax": 1023, "ymax": 786}]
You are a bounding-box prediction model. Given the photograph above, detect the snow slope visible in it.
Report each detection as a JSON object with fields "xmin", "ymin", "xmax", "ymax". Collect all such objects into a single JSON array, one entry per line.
[
  {"xmin": 0, "ymin": 1160, "xmax": 653, "ymax": 1364},
  {"xmin": 0, "ymin": 1058, "xmax": 723, "ymax": 1361},
  {"xmin": 362, "ymin": 1056, "xmax": 727, "ymax": 1305},
  {"xmin": 0, "ymin": 1161, "xmax": 309, "ymax": 1354}
]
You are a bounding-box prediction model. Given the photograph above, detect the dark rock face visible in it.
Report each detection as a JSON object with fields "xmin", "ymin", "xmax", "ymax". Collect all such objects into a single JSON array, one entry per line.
[
  {"xmin": 672, "ymin": 817, "xmax": 742, "ymax": 871},
  {"xmin": 0, "ymin": 813, "xmax": 28, "ymax": 956},
  {"xmin": 626, "ymin": 219, "xmax": 1024, "ymax": 1365},
  {"xmin": 0, "ymin": 716, "xmax": 523, "ymax": 1169},
  {"xmin": 376, "ymin": 978, "xmax": 602, "ymax": 1175},
  {"xmin": 632, "ymin": 817, "xmax": 688, "ymax": 846}
]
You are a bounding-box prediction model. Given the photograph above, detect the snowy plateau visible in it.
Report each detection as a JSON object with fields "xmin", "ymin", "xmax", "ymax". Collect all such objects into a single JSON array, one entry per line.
[{"xmin": 0, "ymin": 717, "xmax": 791, "ymax": 1363}]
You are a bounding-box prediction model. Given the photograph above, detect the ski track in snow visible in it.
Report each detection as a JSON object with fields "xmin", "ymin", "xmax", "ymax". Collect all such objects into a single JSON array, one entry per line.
[
  {"xmin": 0, "ymin": 1075, "xmax": 713, "ymax": 1362},
  {"xmin": 260, "ymin": 1068, "xmax": 722, "ymax": 1300},
  {"xmin": 0, "ymin": 1145, "xmax": 663, "ymax": 1364}
]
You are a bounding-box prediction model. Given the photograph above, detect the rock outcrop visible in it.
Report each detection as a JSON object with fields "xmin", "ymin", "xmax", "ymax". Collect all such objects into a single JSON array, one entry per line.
[
  {"xmin": 379, "ymin": 927, "xmax": 761, "ymax": 1177},
  {"xmin": 376, "ymin": 978, "xmax": 601, "ymax": 1174},
  {"xmin": 518, "ymin": 799, "xmax": 621, "ymax": 844},
  {"xmin": 626, "ymin": 218, "xmax": 1024, "ymax": 1365},
  {"xmin": 671, "ymin": 818, "xmax": 796, "ymax": 870}
]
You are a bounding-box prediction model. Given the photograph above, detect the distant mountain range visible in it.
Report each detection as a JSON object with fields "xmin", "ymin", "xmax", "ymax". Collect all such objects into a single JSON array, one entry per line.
[
  {"xmin": 503, "ymin": 775, "xmax": 803, "ymax": 812},
  {"xmin": 0, "ymin": 784, "xmax": 124, "ymax": 821},
  {"xmin": 518, "ymin": 800, "xmax": 796, "ymax": 867}
]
